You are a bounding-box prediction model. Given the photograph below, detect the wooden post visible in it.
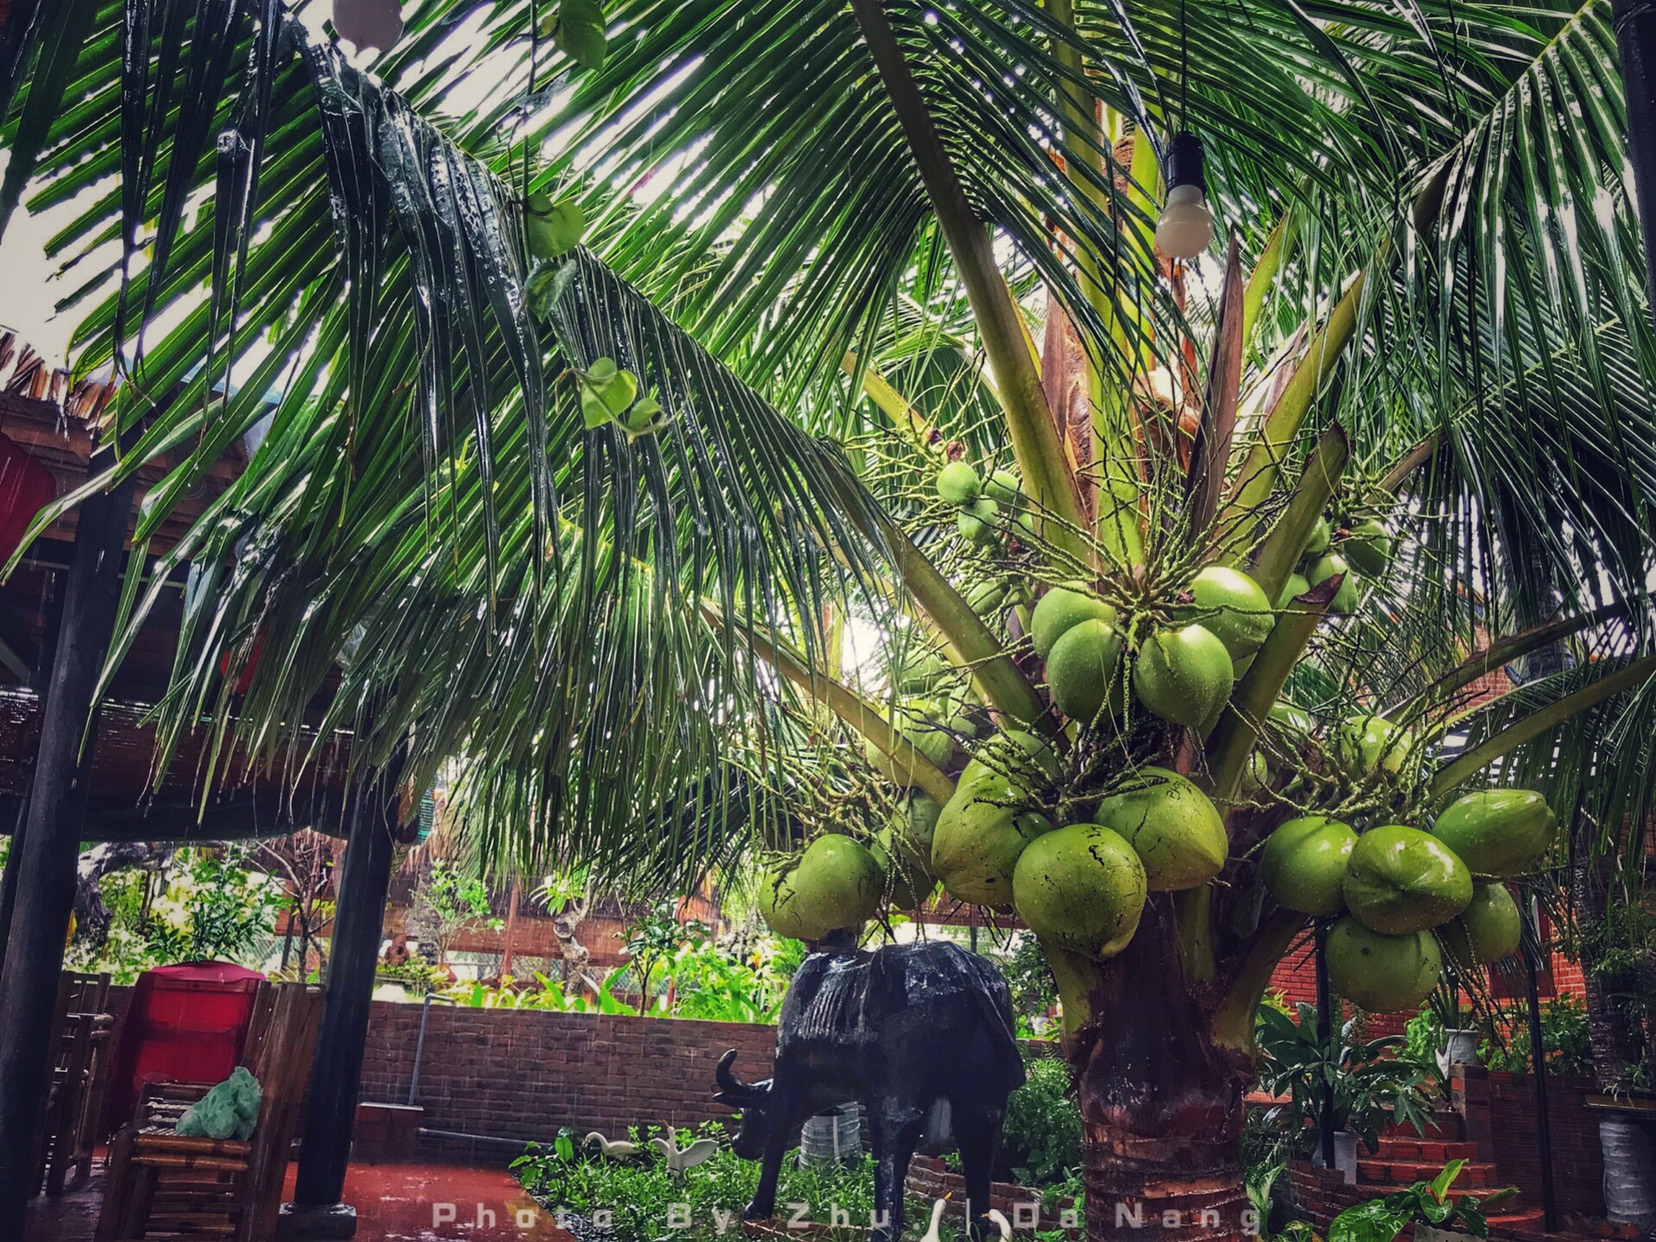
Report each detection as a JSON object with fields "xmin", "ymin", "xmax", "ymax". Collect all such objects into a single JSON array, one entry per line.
[
  {"xmin": 0, "ymin": 453, "xmax": 135, "ymax": 1232},
  {"xmin": 286, "ymin": 768, "xmax": 399, "ymax": 1235},
  {"xmin": 1615, "ymin": 0, "xmax": 1656, "ymax": 322},
  {"xmin": 500, "ymin": 876, "xmax": 521, "ymax": 979}
]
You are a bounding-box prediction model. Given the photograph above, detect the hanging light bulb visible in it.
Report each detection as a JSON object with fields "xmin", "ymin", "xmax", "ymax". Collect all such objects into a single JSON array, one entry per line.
[
  {"xmin": 1155, "ymin": 131, "xmax": 1215, "ymax": 261},
  {"xmin": 332, "ymin": 0, "xmax": 404, "ymax": 54}
]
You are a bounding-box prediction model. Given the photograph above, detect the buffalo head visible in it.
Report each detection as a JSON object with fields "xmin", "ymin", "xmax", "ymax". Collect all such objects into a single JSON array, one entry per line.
[{"xmin": 713, "ymin": 1049, "xmax": 773, "ymax": 1159}]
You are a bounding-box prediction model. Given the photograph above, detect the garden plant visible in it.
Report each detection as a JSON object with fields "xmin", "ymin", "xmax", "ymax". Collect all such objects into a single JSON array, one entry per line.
[{"xmin": 2, "ymin": 0, "xmax": 1655, "ymax": 1239}]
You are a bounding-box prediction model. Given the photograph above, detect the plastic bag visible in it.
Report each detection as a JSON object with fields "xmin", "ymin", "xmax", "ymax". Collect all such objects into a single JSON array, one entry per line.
[{"xmin": 175, "ymin": 1066, "xmax": 262, "ymax": 1141}]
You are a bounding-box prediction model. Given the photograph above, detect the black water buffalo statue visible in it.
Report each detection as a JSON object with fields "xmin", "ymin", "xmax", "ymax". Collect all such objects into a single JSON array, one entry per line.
[{"xmin": 714, "ymin": 939, "xmax": 1025, "ymax": 1241}]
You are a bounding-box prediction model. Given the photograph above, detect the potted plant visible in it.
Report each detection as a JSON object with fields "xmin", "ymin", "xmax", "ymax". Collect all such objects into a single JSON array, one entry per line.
[
  {"xmin": 1329, "ymin": 1160, "xmax": 1517, "ymax": 1242},
  {"xmin": 1256, "ymin": 1002, "xmax": 1438, "ymax": 1185}
]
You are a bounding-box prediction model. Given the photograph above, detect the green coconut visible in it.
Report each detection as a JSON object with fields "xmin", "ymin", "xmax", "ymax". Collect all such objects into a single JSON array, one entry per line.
[
  {"xmin": 1441, "ymin": 881, "xmax": 1522, "ymax": 970},
  {"xmin": 1131, "ymin": 624, "xmax": 1234, "ymax": 727},
  {"xmin": 1276, "ymin": 573, "xmax": 1311, "ymax": 611},
  {"xmin": 1240, "ymin": 750, "xmax": 1272, "ymax": 794},
  {"xmin": 1031, "ymin": 587, "xmax": 1117, "ymax": 660},
  {"xmin": 887, "ymin": 791, "xmax": 943, "ymax": 866},
  {"xmin": 871, "ymin": 829, "xmax": 938, "ymax": 911},
  {"xmin": 1343, "ymin": 519, "xmax": 1393, "ymax": 577},
  {"xmin": 1342, "ymin": 824, "xmax": 1473, "ymax": 934},
  {"xmin": 757, "ymin": 835, "xmax": 883, "ymax": 940},
  {"xmin": 1303, "ymin": 516, "xmax": 1332, "ymax": 559},
  {"xmin": 1308, "ymin": 553, "xmax": 1360, "ymax": 613},
  {"xmin": 1333, "ymin": 714, "xmax": 1414, "ymax": 779},
  {"xmin": 1012, "ymin": 824, "xmax": 1147, "ymax": 958},
  {"xmin": 1093, "ymin": 767, "xmax": 1227, "ymax": 891},
  {"xmin": 1326, "ymin": 918, "xmax": 1443, "ymax": 1013},
  {"xmin": 1431, "ymin": 789, "xmax": 1558, "ymax": 879},
  {"xmin": 931, "ymin": 769, "xmax": 1051, "ymax": 906},
  {"xmin": 969, "ymin": 728, "xmax": 1064, "ymax": 786},
  {"xmin": 936, "ymin": 461, "xmax": 982, "ymax": 504},
  {"xmin": 1047, "ymin": 619, "xmax": 1124, "ymax": 725},
  {"xmin": 863, "ymin": 701, "xmax": 954, "ymax": 784},
  {"xmin": 1261, "ymin": 816, "xmax": 1357, "ymax": 916},
  {"xmin": 1181, "ymin": 566, "xmax": 1275, "ymax": 660},
  {"xmin": 984, "ymin": 470, "xmax": 1022, "ymax": 506},
  {"xmin": 896, "ymin": 649, "xmax": 950, "ymax": 694},
  {"xmin": 957, "ymin": 497, "xmax": 1001, "ymax": 543},
  {"xmin": 1269, "ymin": 700, "xmax": 1313, "ymax": 735}
]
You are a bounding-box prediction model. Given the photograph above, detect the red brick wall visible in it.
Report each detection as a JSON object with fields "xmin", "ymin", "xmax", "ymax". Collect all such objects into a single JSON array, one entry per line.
[
  {"xmin": 1459, "ymin": 1067, "xmax": 1606, "ymax": 1217},
  {"xmin": 355, "ymin": 1001, "xmax": 777, "ymax": 1152}
]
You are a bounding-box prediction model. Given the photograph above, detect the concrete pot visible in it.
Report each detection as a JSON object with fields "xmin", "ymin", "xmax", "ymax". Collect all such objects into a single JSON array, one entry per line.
[
  {"xmin": 1601, "ymin": 1117, "xmax": 1656, "ymax": 1228},
  {"xmin": 1436, "ymin": 1029, "xmax": 1481, "ymax": 1078},
  {"xmin": 1313, "ymin": 1131, "xmax": 1360, "ymax": 1185},
  {"xmin": 1415, "ymin": 1224, "xmax": 1478, "ymax": 1242}
]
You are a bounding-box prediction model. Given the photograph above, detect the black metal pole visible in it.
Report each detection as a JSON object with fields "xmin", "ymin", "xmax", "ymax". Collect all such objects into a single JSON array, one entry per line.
[
  {"xmin": 289, "ymin": 767, "xmax": 400, "ymax": 1230},
  {"xmin": 0, "ymin": 451, "xmax": 135, "ymax": 1233},
  {"xmin": 0, "ymin": 792, "xmax": 30, "ymax": 977},
  {"xmin": 1522, "ymin": 939, "xmax": 1559, "ymax": 1233},
  {"xmin": 1314, "ymin": 924, "xmax": 1336, "ymax": 1170},
  {"xmin": 1614, "ymin": 0, "xmax": 1656, "ymax": 321}
]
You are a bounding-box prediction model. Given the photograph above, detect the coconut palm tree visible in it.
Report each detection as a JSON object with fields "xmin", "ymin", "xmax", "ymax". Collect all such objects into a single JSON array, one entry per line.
[{"xmin": 4, "ymin": 0, "xmax": 1656, "ymax": 1237}]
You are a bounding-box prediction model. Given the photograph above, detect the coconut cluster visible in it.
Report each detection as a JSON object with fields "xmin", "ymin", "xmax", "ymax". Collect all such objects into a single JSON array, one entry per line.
[
  {"xmin": 1259, "ymin": 788, "xmax": 1556, "ymax": 1011},
  {"xmin": 933, "ymin": 461, "xmax": 1031, "ymax": 547},
  {"xmin": 1281, "ymin": 514, "xmax": 1393, "ymax": 616}
]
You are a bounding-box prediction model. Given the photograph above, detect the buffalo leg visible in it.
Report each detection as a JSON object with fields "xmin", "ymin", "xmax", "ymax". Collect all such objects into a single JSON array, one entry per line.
[
  {"xmin": 745, "ymin": 1096, "xmax": 805, "ymax": 1221},
  {"xmin": 871, "ymin": 1109, "xmax": 924, "ymax": 1242},
  {"xmin": 955, "ymin": 1104, "xmax": 1004, "ymax": 1242}
]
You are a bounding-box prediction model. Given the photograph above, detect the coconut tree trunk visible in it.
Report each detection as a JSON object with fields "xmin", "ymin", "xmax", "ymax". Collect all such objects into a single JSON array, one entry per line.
[{"xmin": 1068, "ymin": 903, "xmax": 1252, "ymax": 1242}]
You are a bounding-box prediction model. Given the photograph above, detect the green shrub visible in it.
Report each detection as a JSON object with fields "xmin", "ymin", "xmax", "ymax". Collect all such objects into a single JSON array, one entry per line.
[
  {"xmin": 1000, "ymin": 1053, "xmax": 1081, "ymax": 1187},
  {"xmin": 1477, "ymin": 996, "xmax": 1593, "ymax": 1077}
]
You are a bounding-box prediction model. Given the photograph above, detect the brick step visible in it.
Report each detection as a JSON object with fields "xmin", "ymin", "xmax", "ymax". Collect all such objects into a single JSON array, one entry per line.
[
  {"xmin": 1372, "ymin": 1138, "xmax": 1482, "ymax": 1162},
  {"xmin": 1382, "ymin": 1114, "xmax": 1465, "ymax": 1141},
  {"xmin": 1357, "ymin": 1158, "xmax": 1502, "ymax": 1189}
]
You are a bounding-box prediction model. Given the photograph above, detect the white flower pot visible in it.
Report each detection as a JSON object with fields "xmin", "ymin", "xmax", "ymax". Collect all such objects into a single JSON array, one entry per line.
[
  {"xmin": 1436, "ymin": 1029, "xmax": 1481, "ymax": 1077},
  {"xmin": 1314, "ymin": 1131, "xmax": 1359, "ymax": 1185},
  {"xmin": 1415, "ymin": 1224, "xmax": 1478, "ymax": 1242}
]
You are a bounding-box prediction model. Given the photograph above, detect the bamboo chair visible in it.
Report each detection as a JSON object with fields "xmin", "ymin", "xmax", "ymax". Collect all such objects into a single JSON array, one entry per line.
[
  {"xmin": 94, "ymin": 982, "xmax": 324, "ymax": 1242},
  {"xmin": 35, "ymin": 971, "xmax": 117, "ymax": 1195}
]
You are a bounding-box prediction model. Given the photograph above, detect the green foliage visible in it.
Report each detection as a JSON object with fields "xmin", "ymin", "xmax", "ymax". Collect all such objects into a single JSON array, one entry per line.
[
  {"xmin": 622, "ymin": 902, "xmax": 711, "ymax": 1006},
  {"xmin": 449, "ymin": 967, "xmax": 639, "ymax": 1015},
  {"xmin": 514, "ymin": 1124, "xmax": 900, "ymax": 1242},
  {"xmin": 1329, "ymin": 1160, "xmax": 1517, "ymax": 1242},
  {"xmin": 1254, "ymin": 1003, "xmax": 1437, "ymax": 1155},
  {"xmin": 1001, "ymin": 1053, "xmax": 1082, "ymax": 1188},
  {"xmin": 667, "ymin": 939, "xmax": 787, "ymax": 1024},
  {"xmin": 70, "ymin": 850, "xmax": 287, "ymax": 983},
  {"xmin": 1476, "ymin": 997, "xmax": 1593, "ymax": 1078}
]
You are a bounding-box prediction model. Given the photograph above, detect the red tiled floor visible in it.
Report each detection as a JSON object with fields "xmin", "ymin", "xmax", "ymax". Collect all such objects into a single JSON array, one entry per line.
[{"xmin": 24, "ymin": 1158, "xmax": 574, "ymax": 1242}]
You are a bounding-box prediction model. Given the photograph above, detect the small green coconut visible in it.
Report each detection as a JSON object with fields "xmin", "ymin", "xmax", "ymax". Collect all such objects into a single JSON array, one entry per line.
[
  {"xmin": 1303, "ymin": 516, "xmax": 1332, "ymax": 559},
  {"xmin": 957, "ymin": 497, "xmax": 1001, "ymax": 543},
  {"xmin": 984, "ymin": 470, "xmax": 1022, "ymax": 506},
  {"xmin": 1031, "ymin": 587, "xmax": 1117, "ymax": 661},
  {"xmin": 1269, "ymin": 700, "xmax": 1313, "ymax": 735},
  {"xmin": 887, "ymin": 791, "xmax": 943, "ymax": 867},
  {"xmin": 1181, "ymin": 566, "xmax": 1275, "ymax": 660},
  {"xmin": 870, "ymin": 829, "xmax": 938, "ymax": 911},
  {"xmin": 1047, "ymin": 619, "xmax": 1124, "ymax": 725},
  {"xmin": 1342, "ymin": 824, "xmax": 1473, "ymax": 935},
  {"xmin": 1326, "ymin": 917, "xmax": 1443, "ymax": 1013},
  {"xmin": 1093, "ymin": 766, "xmax": 1228, "ymax": 892},
  {"xmin": 1261, "ymin": 816, "xmax": 1358, "ymax": 917},
  {"xmin": 1013, "ymin": 824, "xmax": 1147, "ymax": 958},
  {"xmin": 1333, "ymin": 714, "xmax": 1415, "ymax": 779},
  {"xmin": 1440, "ymin": 881, "xmax": 1522, "ymax": 970},
  {"xmin": 931, "ymin": 768, "xmax": 1050, "ymax": 906},
  {"xmin": 1431, "ymin": 789, "xmax": 1558, "ymax": 878},
  {"xmin": 1343, "ymin": 519, "xmax": 1393, "ymax": 577},
  {"xmin": 1307, "ymin": 553, "xmax": 1360, "ymax": 613},
  {"xmin": 936, "ymin": 461, "xmax": 982, "ymax": 504},
  {"xmin": 1275, "ymin": 573, "xmax": 1311, "ymax": 611},
  {"xmin": 757, "ymin": 835, "xmax": 883, "ymax": 941},
  {"xmin": 1131, "ymin": 624, "xmax": 1234, "ymax": 727}
]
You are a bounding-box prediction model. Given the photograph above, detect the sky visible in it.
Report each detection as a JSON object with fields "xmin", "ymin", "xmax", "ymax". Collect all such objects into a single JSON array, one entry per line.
[{"xmin": 0, "ymin": 185, "xmax": 101, "ymax": 366}]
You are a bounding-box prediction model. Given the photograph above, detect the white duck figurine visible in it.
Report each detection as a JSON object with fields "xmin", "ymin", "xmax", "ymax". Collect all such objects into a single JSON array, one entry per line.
[
  {"xmin": 986, "ymin": 1208, "xmax": 1014, "ymax": 1241},
  {"xmin": 583, "ymin": 1131, "xmax": 640, "ymax": 1160},
  {"xmin": 650, "ymin": 1121, "xmax": 719, "ymax": 1174},
  {"xmin": 920, "ymin": 1198, "xmax": 949, "ymax": 1242}
]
